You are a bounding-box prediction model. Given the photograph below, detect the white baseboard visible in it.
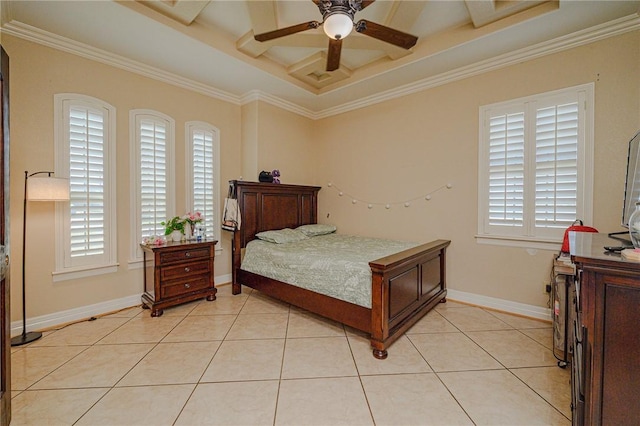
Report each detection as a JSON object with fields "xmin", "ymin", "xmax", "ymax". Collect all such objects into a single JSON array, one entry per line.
[
  {"xmin": 446, "ymin": 288, "xmax": 552, "ymax": 321},
  {"xmin": 12, "ymin": 273, "xmax": 235, "ymax": 336},
  {"xmin": 215, "ymin": 273, "xmax": 232, "ymax": 286},
  {"xmin": 12, "ymin": 277, "xmax": 549, "ymax": 336},
  {"xmin": 11, "ymin": 294, "xmax": 142, "ymax": 336}
]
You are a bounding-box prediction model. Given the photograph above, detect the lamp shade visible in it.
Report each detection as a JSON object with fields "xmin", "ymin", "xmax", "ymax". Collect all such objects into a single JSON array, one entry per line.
[
  {"xmin": 27, "ymin": 176, "xmax": 70, "ymax": 201},
  {"xmin": 323, "ymin": 12, "xmax": 353, "ymax": 40}
]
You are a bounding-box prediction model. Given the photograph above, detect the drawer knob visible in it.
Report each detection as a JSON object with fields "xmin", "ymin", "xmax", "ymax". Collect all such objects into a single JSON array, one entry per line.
[
  {"xmin": 185, "ymin": 252, "xmax": 191, "ymax": 257},
  {"xmin": 184, "ymin": 283, "xmax": 191, "ymax": 289},
  {"xmin": 185, "ymin": 267, "xmax": 191, "ymax": 272}
]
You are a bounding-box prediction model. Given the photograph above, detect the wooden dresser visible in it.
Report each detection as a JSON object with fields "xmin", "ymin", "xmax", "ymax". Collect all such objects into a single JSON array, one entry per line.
[
  {"xmin": 141, "ymin": 240, "xmax": 217, "ymax": 317},
  {"xmin": 569, "ymin": 232, "xmax": 640, "ymax": 425}
]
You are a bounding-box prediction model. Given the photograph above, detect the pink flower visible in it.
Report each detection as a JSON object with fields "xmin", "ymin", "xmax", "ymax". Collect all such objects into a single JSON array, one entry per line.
[{"xmin": 183, "ymin": 211, "xmax": 204, "ymax": 224}]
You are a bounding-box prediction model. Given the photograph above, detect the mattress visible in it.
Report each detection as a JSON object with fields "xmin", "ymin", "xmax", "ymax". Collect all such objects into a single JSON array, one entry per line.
[{"xmin": 240, "ymin": 233, "xmax": 418, "ymax": 308}]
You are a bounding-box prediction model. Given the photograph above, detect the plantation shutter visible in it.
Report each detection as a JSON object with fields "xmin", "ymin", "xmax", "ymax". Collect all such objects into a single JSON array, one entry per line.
[
  {"xmin": 479, "ymin": 84, "xmax": 592, "ymax": 247},
  {"xmin": 535, "ymin": 102, "xmax": 579, "ymax": 229},
  {"xmin": 488, "ymin": 112, "xmax": 525, "ymax": 228},
  {"xmin": 68, "ymin": 105, "xmax": 106, "ymax": 262},
  {"xmin": 140, "ymin": 118, "xmax": 168, "ymax": 238},
  {"xmin": 191, "ymin": 128, "xmax": 215, "ymax": 237}
]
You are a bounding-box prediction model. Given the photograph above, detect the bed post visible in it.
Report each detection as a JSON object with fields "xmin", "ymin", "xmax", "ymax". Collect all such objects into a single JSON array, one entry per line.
[
  {"xmin": 370, "ymin": 269, "xmax": 389, "ymax": 359},
  {"xmin": 231, "ymin": 229, "xmax": 242, "ymax": 294}
]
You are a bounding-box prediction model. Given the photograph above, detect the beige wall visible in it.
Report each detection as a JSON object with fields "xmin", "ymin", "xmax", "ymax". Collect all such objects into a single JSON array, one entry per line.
[
  {"xmin": 3, "ymin": 28, "xmax": 639, "ymax": 323},
  {"xmin": 241, "ymin": 101, "xmax": 316, "ymax": 185},
  {"xmin": 313, "ymin": 30, "xmax": 640, "ymax": 307},
  {"xmin": 240, "ymin": 101, "xmax": 258, "ymax": 180},
  {"xmin": 4, "ymin": 35, "xmax": 242, "ymax": 320}
]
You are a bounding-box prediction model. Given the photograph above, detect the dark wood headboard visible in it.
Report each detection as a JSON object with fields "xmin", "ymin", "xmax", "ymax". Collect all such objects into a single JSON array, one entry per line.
[
  {"xmin": 230, "ymin": 180, "xmax": 321, "ymax": 247},
  {"xmin": 229, "ymin": 180, "xmax": 321, "ymax": 282}
]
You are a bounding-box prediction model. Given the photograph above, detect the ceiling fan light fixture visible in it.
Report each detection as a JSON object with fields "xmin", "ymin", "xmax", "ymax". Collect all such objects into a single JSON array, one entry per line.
[{"xmin": 323, "ymin": 12, "xmax": 353, "ymax": 40}]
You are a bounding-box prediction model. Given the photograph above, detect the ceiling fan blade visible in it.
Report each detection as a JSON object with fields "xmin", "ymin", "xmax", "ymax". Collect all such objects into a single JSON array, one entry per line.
[
  {"xmin": 326, "ymin": 38, "xmax": 342, "ymax": 71},
  {"xmin": 359, "ymin": 0, "xmax": 376, "ymax": 10},
  {"xmin": 355, "ymin": 19, "xmax": 417, "ymax": 49},
  {"xmin": 254, "ymin": 21, "xmax": 320, "ymax": 42}
]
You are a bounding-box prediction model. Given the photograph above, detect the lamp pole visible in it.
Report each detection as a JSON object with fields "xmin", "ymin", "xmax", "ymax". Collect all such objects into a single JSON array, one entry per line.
[{"xmin": 11, "ymin": 171, "xmax": 56, "ymax": 346}]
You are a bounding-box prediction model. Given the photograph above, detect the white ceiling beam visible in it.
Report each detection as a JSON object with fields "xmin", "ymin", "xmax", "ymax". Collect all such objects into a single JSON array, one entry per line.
[
  {"xmin": 246, "ymin": 0, "xmax": 278, "ymax": 35},
  {"xmin": 384, "ymin": 0, "xmax": 426, "ymax": 29},
  {"xmin": 137, "ymin": 0, "xmax": 210, "ymax": 25},
  {"xmin": 464, "ymin": 0, "xmax": 551, "ymax": 28}
]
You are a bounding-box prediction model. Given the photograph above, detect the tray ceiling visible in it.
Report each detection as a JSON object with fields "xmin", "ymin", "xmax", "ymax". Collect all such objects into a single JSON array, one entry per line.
[
  {"xmin": 137, "ymin": 0, "xmax": 554, "ymax": 90},
  {"xmin": 2, "ymin": 1, "xmax": 639, "ymax": 116}
]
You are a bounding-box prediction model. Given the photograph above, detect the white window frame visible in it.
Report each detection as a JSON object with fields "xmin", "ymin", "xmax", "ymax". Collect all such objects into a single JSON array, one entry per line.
[
  {"xmin": 185, "ymin": 121, "xmax": 221, "ymax": 251},
  {"xmin": 54, "ymin": 94, "xmax": 118, "ymax": 281},
  {"xmin": 129, "ymin": 109, "xmax": 175, "ymax": 265},
  {"xmin": 477, "ymin": 83, "xmax": 594, "ymax": 250}
]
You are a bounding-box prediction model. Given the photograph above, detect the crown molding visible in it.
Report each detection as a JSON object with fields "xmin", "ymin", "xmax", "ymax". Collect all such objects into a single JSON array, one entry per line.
[
  {"xmin": 2, "ymin": 13, "xmax": 639, "ymax": 120},
  {"xmin": 0, "ymin": 21, "xmax": 242, "ymax": 106},
  {"xmin": 240, "ymin": 89, "xmax": 316, "ymax": 120},
  {"xmin": 315, "ymin": 13, "xmax": 640, "ymax": 119}
]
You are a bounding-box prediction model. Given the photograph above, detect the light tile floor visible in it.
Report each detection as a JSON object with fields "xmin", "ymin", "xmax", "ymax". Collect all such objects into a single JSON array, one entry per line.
[{"xmin": 10, "ymin": 284, "xmax": 571, "ymax": 425}]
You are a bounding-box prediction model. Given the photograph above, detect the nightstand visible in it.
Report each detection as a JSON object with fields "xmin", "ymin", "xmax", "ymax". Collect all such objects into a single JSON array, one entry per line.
[{"xmin": 141, "ymin": 240, "xmax": 217, "ymax": 317}]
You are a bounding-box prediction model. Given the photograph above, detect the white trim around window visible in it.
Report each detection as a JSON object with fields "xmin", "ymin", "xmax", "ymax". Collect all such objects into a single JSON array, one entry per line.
[
  {"xmin": 477, "ymin": 83, "xmax": 594, "ymax": 250},
  {"xmin": 185, "ymin": 121, "xmax": 221, "ymax": 250},
  {"xmin": 129, "ymin": 109, "xmax": 175, "ymax": 266},
  {"xmin": 53, "ymin": 93, "xmax": 118, "ymax": 281}
]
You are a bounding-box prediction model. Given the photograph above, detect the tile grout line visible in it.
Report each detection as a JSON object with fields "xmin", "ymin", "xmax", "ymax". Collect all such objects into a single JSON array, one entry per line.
[{"xmin": 10, "ymin": 294, "xmax": 569, "ymax": 425}]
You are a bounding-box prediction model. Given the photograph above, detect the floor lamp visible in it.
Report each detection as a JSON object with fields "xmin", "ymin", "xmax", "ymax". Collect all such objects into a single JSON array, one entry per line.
[{"xmin": 11, "ymin": 171, "xmax": 69, "ymax": 346}]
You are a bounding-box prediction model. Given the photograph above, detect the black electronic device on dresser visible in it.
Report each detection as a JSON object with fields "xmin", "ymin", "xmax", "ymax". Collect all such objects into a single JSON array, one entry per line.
[{"xmin": 569, "ymin": 232, "xmax": 640, "ymax": 426}]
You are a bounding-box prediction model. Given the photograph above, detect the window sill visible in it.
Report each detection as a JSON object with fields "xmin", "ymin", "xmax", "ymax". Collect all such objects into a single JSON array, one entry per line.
[
  {"xmin": 475, "ymin": 235, "xmax": 561, "ymax": 251},
  {"xmin": 53, "ymin": 263, "xmax": 119, "ymax": 283}
]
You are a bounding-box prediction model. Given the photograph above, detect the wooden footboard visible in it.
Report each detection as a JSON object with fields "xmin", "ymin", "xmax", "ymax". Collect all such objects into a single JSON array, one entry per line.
[{"xmin": 369, "ymin": 239, "xmax": 450, "ymax": 359}]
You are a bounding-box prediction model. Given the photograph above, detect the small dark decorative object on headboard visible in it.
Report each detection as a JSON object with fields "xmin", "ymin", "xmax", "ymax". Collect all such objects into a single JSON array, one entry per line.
[
  {"xmin": 272, "ymin": 169, "xmax": 281, "ymax": 184},
  {"xmin": 258, "ymin": 171, "xmax": 273, "ymax": 183}
]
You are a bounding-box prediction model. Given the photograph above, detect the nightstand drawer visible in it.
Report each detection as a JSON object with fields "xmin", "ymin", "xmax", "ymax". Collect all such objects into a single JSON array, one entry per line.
[
  {"xmin": 161, "ymin": 276, "xmax": 210, "ymax": 299},
  {"xmin": 161, "ymin": 260, "xmax": 210, "ymax": 281},
  {"xmin": 159, "ymin": 247, "xmax": 210, "ymax": 265}
]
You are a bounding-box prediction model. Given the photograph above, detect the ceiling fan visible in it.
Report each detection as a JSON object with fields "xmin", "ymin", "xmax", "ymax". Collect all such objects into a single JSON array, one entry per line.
[{"xmin": 253, "ymin": 0, "xmax": 418, "ymax": 72}]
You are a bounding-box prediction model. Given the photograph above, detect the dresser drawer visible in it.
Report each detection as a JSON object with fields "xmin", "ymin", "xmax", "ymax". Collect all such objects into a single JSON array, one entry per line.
[
  {"xmin": 161, "ymin": 276, "xmax": 211, "ymax": 299},
  {"xmin": 159, "ymin": 247, "xmax": 210, "ymax": 265},
  {"xmin": 160, "ymin": 260, "xmax": 210, "ymax": 281}
]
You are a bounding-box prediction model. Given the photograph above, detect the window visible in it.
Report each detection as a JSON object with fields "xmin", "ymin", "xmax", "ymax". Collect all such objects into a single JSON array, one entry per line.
[
  {"xmin": 130, "ymin": 110, "xmax": 175, "ymax": 262},
  {"xmin": 185, "ymin": 122, "xmax": 220, "ymax": 243},
  {"xmin": 54, "ymin": 94, "xmax": 117, "ymax": 280},
  {"xmin": 477, "ymin": 84, "xmax": 594, "ymax": 249}
]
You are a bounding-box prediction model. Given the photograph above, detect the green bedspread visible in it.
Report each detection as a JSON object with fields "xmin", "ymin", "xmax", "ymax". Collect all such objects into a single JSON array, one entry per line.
[{"xmin": 240, "ymin": 234, "xmax": 418, "ymax": 308}]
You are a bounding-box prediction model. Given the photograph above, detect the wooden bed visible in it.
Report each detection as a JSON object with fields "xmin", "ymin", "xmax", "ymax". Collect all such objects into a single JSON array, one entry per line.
[{"xmin": 229, "ymin": 180, "xmax": 450, "ymax": 359}]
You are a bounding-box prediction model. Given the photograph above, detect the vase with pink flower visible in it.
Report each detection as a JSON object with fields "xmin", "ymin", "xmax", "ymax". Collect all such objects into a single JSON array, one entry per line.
[{"xmin": 183, "ymin": 211, "xmax": 204, "ymax": 240}]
